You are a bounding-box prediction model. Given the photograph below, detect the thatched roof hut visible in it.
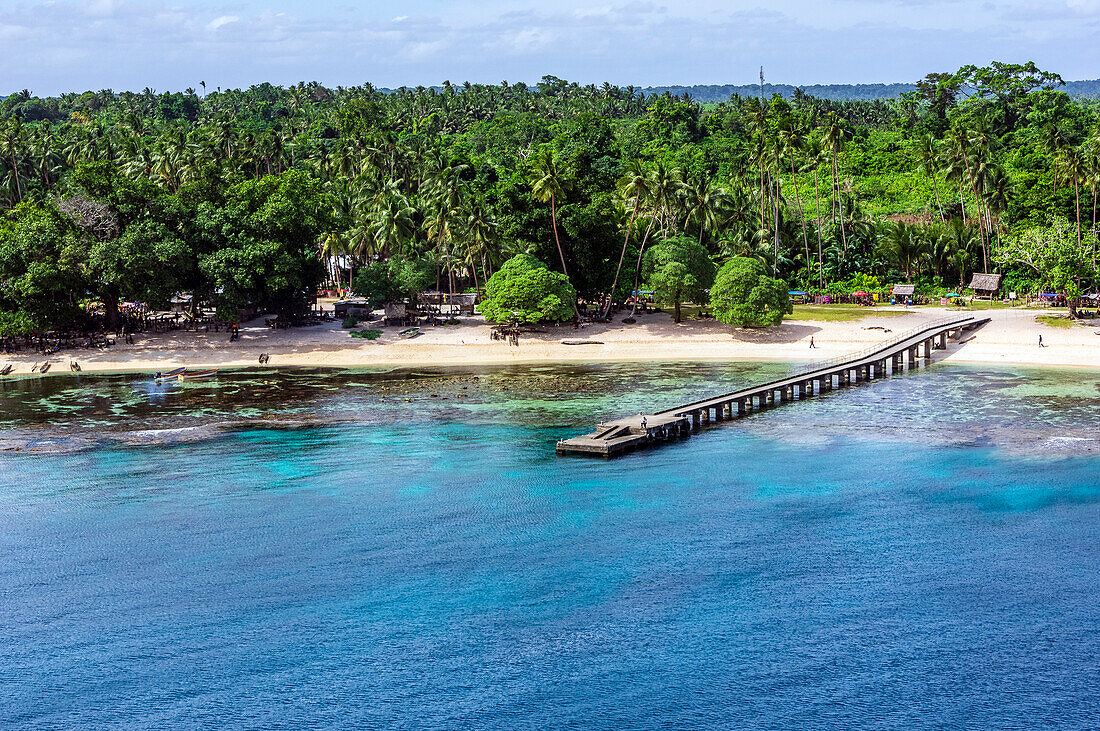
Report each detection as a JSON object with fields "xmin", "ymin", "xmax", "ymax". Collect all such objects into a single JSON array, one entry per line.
[{"xmin": 968, "ymin": 273, "xmax": 1002, "ymax": 294}]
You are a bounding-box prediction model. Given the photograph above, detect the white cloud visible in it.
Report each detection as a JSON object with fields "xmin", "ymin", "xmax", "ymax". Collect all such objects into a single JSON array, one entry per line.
[{"xmin": 206, "ymin": 15, "xmax": 239, "ymax": 32}]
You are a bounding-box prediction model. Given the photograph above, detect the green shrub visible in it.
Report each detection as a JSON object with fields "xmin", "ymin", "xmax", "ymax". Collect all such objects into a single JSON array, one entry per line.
[
  {"xmin": 711, "ymin": 257, "xmax": 792, "ymax": 327},
  {"xmin": 481, "ymin": 254, "xmax": 575, "ymax": 324},
  {"xmin": 341, "ymin": 316, "xmax": 358, "ymax": 329}
]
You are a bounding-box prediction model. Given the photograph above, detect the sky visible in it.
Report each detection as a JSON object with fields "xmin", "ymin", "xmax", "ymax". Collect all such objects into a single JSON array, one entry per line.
[{"xmin": 2, "ymin": 0, "xmax": 1100, "ymax": 95}]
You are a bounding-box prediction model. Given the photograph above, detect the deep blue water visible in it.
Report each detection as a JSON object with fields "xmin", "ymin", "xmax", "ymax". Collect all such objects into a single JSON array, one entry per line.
[{"xmin": 1, "ymin": 363, "xmax": 1099, "ymax": 729}]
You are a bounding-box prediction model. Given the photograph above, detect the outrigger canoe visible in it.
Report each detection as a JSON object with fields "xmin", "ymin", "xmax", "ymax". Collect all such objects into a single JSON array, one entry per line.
[
  {"xmin": 398, "ymin": 327, "xmax": 421, "ymax": 339},
  {"xmin": 178, "ymin": 368, "xmax": 218, "ymax": 381}
]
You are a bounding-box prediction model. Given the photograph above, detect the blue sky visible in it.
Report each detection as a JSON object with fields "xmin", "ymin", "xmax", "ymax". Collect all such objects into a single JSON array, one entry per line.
[{"xmin": 2, "ymin": 0, "xmax": 1099, "ymax": 94}]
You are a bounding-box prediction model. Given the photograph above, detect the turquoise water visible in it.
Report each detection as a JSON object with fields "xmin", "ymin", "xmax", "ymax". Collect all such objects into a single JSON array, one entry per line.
[{"xmin": 2, "ymin": 363, "xmax": 1099, "ymax": 728}]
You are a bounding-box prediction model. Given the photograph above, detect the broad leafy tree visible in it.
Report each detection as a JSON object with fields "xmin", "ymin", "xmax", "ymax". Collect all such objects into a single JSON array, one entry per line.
[
  {"xmin": 198, "ymin": 170, "xmax": 335, "ymax": 319},
  {"xmin": 642, "ymin": 236, "xmax": 716, "ymax": 322},
  {"xmin": 0, "ymin": 203, "xmax": 86, "ymax": 329},
  {"xmin": 711, "ymin": 256, "xmax": 792, "ymax": 327},
  {"xmin": 996, "ymin": 217, "xmax": 1098, "ymax": 318},
  {"xmin": 480, "ymin": 254, "xmax": 575, "ymax": 324}
]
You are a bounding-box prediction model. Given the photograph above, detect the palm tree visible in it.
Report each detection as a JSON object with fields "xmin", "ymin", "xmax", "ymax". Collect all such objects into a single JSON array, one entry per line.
[
  {"xmin": 1043, "ymin": 123, "xmax": 1068, "ymax": 197},
  {"xmin": 649, "ymin": 162, "xmax": 683, "ymax": 237},
  {"xmin": 877, "ymin": 222, "xmax": 926, "ymax": 282},
  {"xmin": 916, "ymin": 134, "xmax": 945, "ymax": 222},
  {"xmin": 527, "ymin": 148, "xmax": 570, "ymax": 279},
  {"xmin": 461, "ymin": 198, "xmax": 500, "ymax": 288},
  {"xmin": 628, "ymin": 164, "xmax": 683, "ymax": 312},
  {"xmin": 744, "ymin": 100, "xmax": 769, "ymax": 230},
  {"xmin": 0, "ymin": 118, "xmax": 26, "ymax": 204},
  {"xmin": 1058, "ymin": 146, "xmax": 1086, "ymax": 244},
  {"xmin": 779, "ymin": 122, "xmax": 812, "ymax": 284},
  {"xmin": 371, "ymin": 181, "xmax": 416, "ymax": 258},
  {"xmin": 425, "ymin": 161, "xmax": 470, "ymax": 292},
  {"xmin": 607, "ymin": 159, "xmax": 652, "ymax": 314},
  {"xmin": 947, "ymin": 124, "xmax": 988, "ymax": 270},
  {"xmin": 30, "ymin": 123, "xmax": 62, "ymax": 190},
  {"xmin": 946, "ymin": 220, "xmax": 978, "ymax": 288},
  {"xmin": 806, "ymin": 135, "xmax": 829, "ymax": 288},
  {"xmin": 983, "ymin": 164, "xmax": 1013, "ymax": 241},
  {"xmin": 319, "ymin": 230, "xmax": 350, "ymax": 290},
  {"xmin": 969, "ymin": 123, "xmax": 1000, "ymax": 254},
  {"xmin": 683, "ymin": 174, "xmax": 726, "ymax": 250},
  {"xmin": 823, "ymin": 113, "xmax": 848, "ymax": 254}
]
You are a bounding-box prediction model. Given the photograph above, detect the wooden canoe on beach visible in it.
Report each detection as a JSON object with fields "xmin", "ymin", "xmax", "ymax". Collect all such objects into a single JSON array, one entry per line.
[{"xmin": 177, "ymin": 368, "xmax": 218, "ymax": 381}]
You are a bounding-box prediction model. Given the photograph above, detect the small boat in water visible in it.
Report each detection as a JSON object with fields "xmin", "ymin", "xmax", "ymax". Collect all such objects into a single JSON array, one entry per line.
[
  {"xmin": 398, "ymin": 327, "xmax": 421, "ymax": 339},
  {"xmin": 177, "ymin": 368, "xmax": 218, "ymax": 381},
  {"xmin": 154, "ymin": 366, "xmax": 186, "ymax": 382}
]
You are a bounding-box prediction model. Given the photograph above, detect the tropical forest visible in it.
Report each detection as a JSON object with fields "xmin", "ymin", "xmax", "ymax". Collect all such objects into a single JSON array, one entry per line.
[{"xmin": 2, "ymin": 60, "xmax": 1100, "ymax": 335}]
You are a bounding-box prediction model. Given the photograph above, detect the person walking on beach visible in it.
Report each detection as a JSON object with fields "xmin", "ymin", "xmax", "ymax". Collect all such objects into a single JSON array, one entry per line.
[
  {"xmin": 1039, "ymin": 334, "xmax": 1046, "ymax": 348},
  {"xmin": 809, "ymin": 336, "xmax": 816, "ymax": 349}
]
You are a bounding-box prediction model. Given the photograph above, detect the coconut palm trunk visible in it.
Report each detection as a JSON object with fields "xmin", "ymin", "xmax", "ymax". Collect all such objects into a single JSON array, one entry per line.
[
  {"xmin": 1074, "ymin": 177, "xmax": 1082, "ymax": 245},
  {"xmin": 9, "ymin": 150, "xmax": 22, "ymax": 203},
  {"xmin": 791, "ymin": 161, "xmax": 810, "ymax": 286},
  {"xmin": 931, "ymin": 175, "xmax": 945, "ymax": 222},
  {"xmin": 606, "ymin": 196, "xmax": 641, "ymax": 317},
  {"xmin": 549, "ymin": 194, "xmax": 580, "ymax": 319},
  {"xmin": 832, "ymin": 152, "xmax": 847, "ymax": 255},
  {"xmin": 629, "ymin": 216, "xmax": 657, "ymax": 316},
  {"xmin": 966, "ymin": 173, "xmax": 988, "ymax": 271},
  {"xmin": 438, "ymin": 224, "xmax": 455, "ymax": 293},
  {"xmin": 1093, "ymin": 186, "xmax": 1097, "ymax": 233},
  {"xmin": 813, "ymin": 167, "xmax": 824, "ymax": 288}
]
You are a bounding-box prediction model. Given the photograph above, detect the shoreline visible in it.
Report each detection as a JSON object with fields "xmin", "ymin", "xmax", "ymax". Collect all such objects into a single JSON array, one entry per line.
[
  {"xmin": 4, "ymin": 350, "xmax": 1100, "ymax": 380},
  {"xmin": 2, "ymin": 306, "xmax": 1098, "ymax": 378}
]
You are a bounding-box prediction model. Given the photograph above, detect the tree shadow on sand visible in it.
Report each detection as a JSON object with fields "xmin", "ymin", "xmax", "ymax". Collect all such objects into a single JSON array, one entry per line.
[{"xmin": 725, "ymin": 323, "xmax": 822, "ymax": 344}]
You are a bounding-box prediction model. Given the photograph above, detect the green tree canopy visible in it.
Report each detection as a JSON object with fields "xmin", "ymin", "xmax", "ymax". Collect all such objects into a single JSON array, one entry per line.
[
  {"xmin": 710, "ymin": 256, "xmax": 792, "ymax": 327},
  {"xmin": 480, "ymin": 253, "xmax": 576, "ymax": 324},
  {"xmin": 0, "ymin": 203, "xmax": 86, "ymax": 329},
  {"xmin": 996, "ymin": 217, "xmax": 1098, "ymax": 317},
  {"xmin": 351, "ymin": 255, "xmax": 436, "ymax": 308},
  {"xmin": 84, "ymin": 219, "xmax": 191, "ymax": 325},
  {"xmin": 197, "ymin": 170, "xmax": 334, "ymax": 319},
  {"xmin": 61, "ymin": 162, "xmax": 196, "ymax": 326},
  {"xmin": 642, "ymin": 236, "xmax": 716, "ymax": 322}
]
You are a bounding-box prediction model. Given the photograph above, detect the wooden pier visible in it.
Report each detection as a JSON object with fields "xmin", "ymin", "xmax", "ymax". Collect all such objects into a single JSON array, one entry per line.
[{"xmin": 556, "ymin": 315, "xmax": 990, "ymax": 457}]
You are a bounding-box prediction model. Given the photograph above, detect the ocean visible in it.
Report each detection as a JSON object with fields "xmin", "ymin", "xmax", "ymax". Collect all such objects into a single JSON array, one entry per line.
[{"xmin": 2, "ymin": 362, "xmax": 1098, "ymax": 729}]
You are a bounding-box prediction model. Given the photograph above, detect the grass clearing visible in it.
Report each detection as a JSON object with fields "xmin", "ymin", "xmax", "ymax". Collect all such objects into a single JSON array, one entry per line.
[
  {"xmin": 1037, "ymin": 315, "xmax": 1075, "ymax": 329},
  {"xmin": 790, "ymin": 305, "xmax": 907, "ymax": 322},
  {"xmin": 954, "ymin": 300, "xmax": 1012, "ymax": 310}
]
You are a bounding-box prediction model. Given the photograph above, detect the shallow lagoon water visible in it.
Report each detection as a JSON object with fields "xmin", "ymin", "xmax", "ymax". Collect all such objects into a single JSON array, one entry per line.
[{"xmin": 1, "ymin": 362, "xmax": 1099, "ymax": 728}]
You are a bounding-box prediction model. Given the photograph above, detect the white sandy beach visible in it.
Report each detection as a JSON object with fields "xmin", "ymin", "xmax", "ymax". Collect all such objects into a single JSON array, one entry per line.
[{"xmin": 3, "ymin": 306, "xmax": 1098, "ymax": 377}]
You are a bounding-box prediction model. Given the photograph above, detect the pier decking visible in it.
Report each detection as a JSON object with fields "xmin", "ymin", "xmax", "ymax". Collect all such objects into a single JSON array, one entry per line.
[{"xmin": 557, "ymin": 315, "xmax": 990, "ymax": 457}]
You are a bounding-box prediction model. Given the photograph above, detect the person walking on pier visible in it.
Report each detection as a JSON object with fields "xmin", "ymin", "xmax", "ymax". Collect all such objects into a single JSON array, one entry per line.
[
  {"xmin": 809, "ymin": 336, "xmax": 816, "ymax": 349},
  {"xmin": 641, "ymin": 416, "xmax": 648, "ymax": 430}
]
